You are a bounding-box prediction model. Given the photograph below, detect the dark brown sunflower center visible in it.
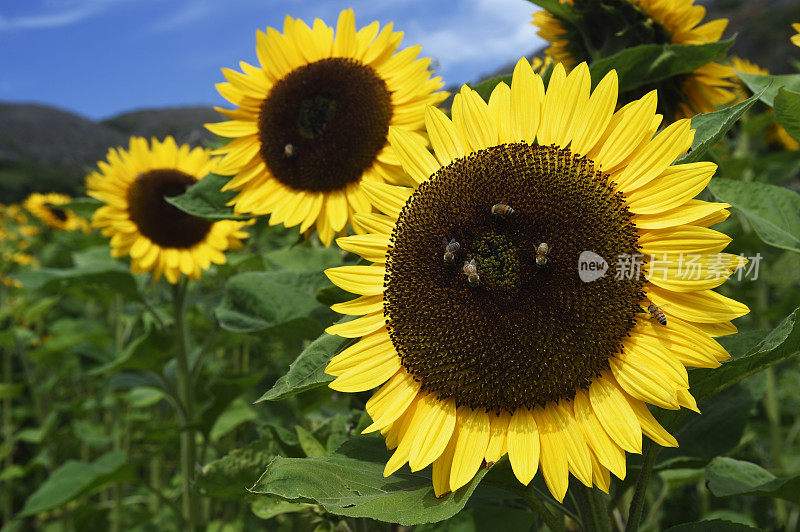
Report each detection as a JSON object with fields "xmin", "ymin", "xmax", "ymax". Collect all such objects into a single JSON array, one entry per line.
[
  {"xmin": 44, "ymin": 203, "xmax": 68, "ymax": 222},
  {"xmin": 258, "ymin": 57, "xmax": 392, "ymax": 193},
  {"xmin": 384, "ymin": 143, "xmax": 644, "ymax": 413},
  {"xmin": 127, "ymin": 169, "xmax": 212, "ymax": 248}
]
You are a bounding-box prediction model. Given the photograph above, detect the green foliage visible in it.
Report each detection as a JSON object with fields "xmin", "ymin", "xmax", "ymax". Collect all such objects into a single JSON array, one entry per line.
[
  {"xmin": 250, "ymin": 437, "xmax": 490, "ymax": 526},
  {"xmin": 166, "ymin": 173, "xmax": 252, "ymax": 221},
  {"xmin": 706, "ymin": 457, "xmax": 800, "ymax": 504},
  {"xmin": 589, "ymin": 39, "xmax": 734, "ymax": 92},
  {"xmin": 774, "ymin": 88, "xmax": 800, "ymax": 143},
  {"xmin": 709, "ymin": 179, "xmax": 800, "ymax": 253}
]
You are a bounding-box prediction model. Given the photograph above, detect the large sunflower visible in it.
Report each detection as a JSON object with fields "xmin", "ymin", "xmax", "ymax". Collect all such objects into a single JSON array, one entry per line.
[
  {"xmin": 533, "ymin": 0, "xmax": 736, "ymax": 120},
  {"xmin": 323, "ymin": 60, "xmax": 749, "ymax": 501},
  {"xmin": 86, "ymin": 137, "xmax": 251, "ymax": 284},
  {"xmin": 205, "ymin": 9, "xmax": 447, "ymax": 246},
  {"xmin": 23, "ymin": 192, "xmax": 88, "ymax": 232}
]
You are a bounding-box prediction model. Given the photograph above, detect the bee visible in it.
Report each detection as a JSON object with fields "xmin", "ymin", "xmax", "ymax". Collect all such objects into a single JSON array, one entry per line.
[
  {"xmin": 491, "ymin": 203, "xmax": 514, "ymax": 218},
  {"xmin": 442, "ymin": 238, "xmax": 460, "ymax": 264},
  {"xmin": 284, "ymin": 143, "xmax": 295, "ymax": 157},
  {"xmin": 462, "ymin": 259, "xmax": 480, "ymax": 286},
  {"xmin": 647, "ymin": 304, "xmax": 667, "ymax": 326},
  {"xmin": 535, "ymin": 242, "xmax": 549, "ymax": 268}
]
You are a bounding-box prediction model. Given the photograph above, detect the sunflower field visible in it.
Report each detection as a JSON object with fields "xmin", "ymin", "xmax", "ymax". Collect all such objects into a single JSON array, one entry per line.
[{"xmin": 3, "ymin": 2, "xmax": 800, "ymax": 531}]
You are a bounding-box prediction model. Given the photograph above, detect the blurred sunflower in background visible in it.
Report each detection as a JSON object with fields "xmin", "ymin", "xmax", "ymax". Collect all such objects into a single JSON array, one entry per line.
[
  {"xmin": 792, "ymin": 22, "xmax": 800, "ymax": 47},
  {"xmin": 729, "ymin": 56, "xmax": 799, "ymax": 151},
  {"xmin": 206, "ymin": 9, "xmax": 447, "ymax": 245},
  {"xmin": 23, "ymin": 192, "xmax": 89, "ymax": 232},
  {"xmin": 532, "ymin": 0, "xmax": 737, "ymax": 120},
  {"xmin": 323, "ymin": 60, "xmax": 748, "ymax": 501},
  {"xmin": 86, "ymin": 137, "xmax": 251, "ymax": 284}
]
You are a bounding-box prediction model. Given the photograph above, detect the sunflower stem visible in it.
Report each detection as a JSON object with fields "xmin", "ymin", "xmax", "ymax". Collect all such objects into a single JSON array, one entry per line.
[
  {"xmin": 522, "ymin": 486, "xmax": 566, "ymax": 532},
  {"xmin": 172, "ymin": 279, "xmax": 198, "ymax": 530},
  {"xmin": 625, "ymin": 441, "xmax": 658, "ymax": 532},
  {"xmin": 574, "ymin": 484, "xmax": 611, "ymax": 532}
]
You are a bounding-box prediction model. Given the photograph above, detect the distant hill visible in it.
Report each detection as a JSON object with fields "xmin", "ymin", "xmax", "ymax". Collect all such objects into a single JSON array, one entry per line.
[{"xmin": 0, "ymin": 103, "xmax": 221, "ymax": 203}]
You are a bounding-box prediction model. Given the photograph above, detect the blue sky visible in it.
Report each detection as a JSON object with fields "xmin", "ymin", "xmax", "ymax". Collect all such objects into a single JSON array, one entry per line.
[{"xmin": 0, "ymin": 0, "xmax": 545, "ymax": 120}]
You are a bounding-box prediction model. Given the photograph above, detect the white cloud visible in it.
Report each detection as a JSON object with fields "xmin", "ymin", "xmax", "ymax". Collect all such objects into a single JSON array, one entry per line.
[
  {"xmin": 0, "ymin": 0, "xmax": 118, "ymax": 31},
  {"xmin": 403, "ymin": 0, "xmax": 545, "ymax": 82},
  {"xmin": 145, "ymin": 0, "xmax": 214, "ymax": 33}
]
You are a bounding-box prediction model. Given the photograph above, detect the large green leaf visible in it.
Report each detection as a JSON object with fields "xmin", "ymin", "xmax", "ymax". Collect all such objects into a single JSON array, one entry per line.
[
  {"xmin": 166, "ymin": 173, "xmax": 253, "ymax": 221},
  {"xmin": 215, "ymin": 270, "xmax": 333, "ymax": 336},
  {"xmin": 250, "ymin": 436, "xmax": 489, "ymax": 525},
  {"xmin": 255, "ymin": 327, "xmax": 349, "ymax": 402},
  {"xmin": 14, "ymin": 246, "xmax": 141, "ymax": 300},
  {"xmin": 774, "ymin": 88, "xmax": 800, "ymax": 143},
  {"xmin": 709, "ymin": 178, "xmax": 800, "ymax": 253},
  {"xmin": 209, "ymin": 397, "xmax": 259, "ymax": 443},
  {"xmin": 89, "ymin": 329, "xmax": 174, "ymax": 375},
  {"xmin": 689, "ymin": 307, "xmax": 800, "ymax": 402},
  {"xmin": 677, "ymin": 89, "xmax": 765, "ymax": 164},
  {"xmin": 589, "ymin": 39, "xmax": 734, "ymax": 92},
  {"xmin": 665, "ymin": 520, "xmax": 759, "ymax": 532},
  {"xmin": 705, "ymin": 457, "xmax": 800, "ymax": 504},
  {"xmin": 18, "ymin": 451, "xmax": 134, "ymax": 517},
  {"xmin": 737, "ymin": 71, "xmax": 800, "ymax": 107}
]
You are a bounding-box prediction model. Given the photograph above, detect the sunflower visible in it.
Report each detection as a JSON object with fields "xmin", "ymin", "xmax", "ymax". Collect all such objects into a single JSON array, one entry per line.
[
  {"xmin": 205, "ymin": 9, "xmax": 447, "ymax": 246},
  {"xmin": 792, "ymin": 23, "xmax": 800, "ymax": 47},
  {"xmin": 730, "ymin": 56, "xmax": 799, "ymax": 151},
  {"xmin": 86, "ymin": 137, "xmax": 251, "ymax": 284},
  {"xmin": 532, "ymin": 0, "xmax": 737, "ymax": 121},
  {"xmin": 23, "ymin": 192, "xmax": 88, "ymax": 232},
  {"xmin": 322, "ymin": 60, "xmax": 749, "ymax": 501}
]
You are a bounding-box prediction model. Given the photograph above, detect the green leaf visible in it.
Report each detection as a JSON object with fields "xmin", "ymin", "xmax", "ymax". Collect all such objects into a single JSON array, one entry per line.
[
  {"xmin": 774, "ymin": 88, "xmax": 800, "ymax": 143},
  {"xmin": 294, "ymin": 425, "xmax": 328, "ymax": 457},
  {"xmin": 589, "ymin": 39, "xmax": 734, "ymax": 92},
  {"xmin": 527, "ymin": 0, "xmax": 580, "ymax": 24},
  {"xmin": 14, "ymin": 246, "xmax": 141, "ymax": 300},
  {"xmin": 677, "ymin": 89, "xmax": 766, "ymax": 164},
  {"xmin": 469, "ymin": 75, "xmax": 512, "ymax": 103},
  {"xmin": 249, "ymin": 436, "xmax": 490, "ymax": 526},
  {"xmin": 209, "ymin": 397, "xmax": 258, "ymax": 443},
  {"xmin": 215, "ymin": 270, "xmax": 333, "ymax": 335},
  {"xmin": 705, "ymin": 457, "xmax": 800, "ymax": 504},
  {"xmin": 52, "ymin": 197, "xmax": 102, "ymax": 219},
  {"xmin": 737, "ymin": 71, "xmax": 800, "ymax": 107},
  {"xmin": 89, "ymin": 329, "xmax": 174, "ymax": 375},
  {"xmin": 262, "ymin": 244, "xmax": 344, "ymax": 272},
  {"xmin": 689, "ymin": 307, "xmax": 800, "ymax": 402},
  {"xmin": 665, "ymin": 519, "xmax": 759, "ymax": 532},
  {"xmin": 256, "ymin": 328, "xmax": 350, "ymax": 403},
  {"xmin": 0, "ymin": 383, "xmax": 24, "ymax": 400},
  {"xmin": 18, "ymin": 451, "xmax": 134, "ymax": 517},
  {"xmin": 709, "ymin": 178, "xmax": 800, "ymax": 253},
  {"xmin": 166, "ymin": 173, "xmax": 253, "ymax": 221},
  {"xmin": 197, "ymin": 437, "xmax": 281, "ymax": 500}
]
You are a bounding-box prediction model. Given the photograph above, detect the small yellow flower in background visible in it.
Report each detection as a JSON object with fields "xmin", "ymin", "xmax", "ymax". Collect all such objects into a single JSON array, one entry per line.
[
  {"xmin": 18, "ymin": 225, "xmax": 40, "ymax": 238},
  {"xmin": 23, "ymin": 193, "xmax": 89, "ymax": 232},
  {"xmin": 323, "ymin": 60, "xmax": 748, "ymax": 501},
  {"xmin": 206, "ymin": 9, "xmax": 448, "ymax": 245},
  {"xmin": 10, "ymin": 252, "xmax": 36, "ymax": 266},
  {"xmin": 729, "ymin": 56, "xmax": 799, "ymax": 151},
  {"xmin": 791, "ymin": 23, "xmax": 800, "ymax": 47},
  {"xmin": 532, "ymin": 0, "xmax": 736, "ymax": 120},
  {"xmin": 86, "ymin": 137, "xmax": 251, "ymax": 284}
]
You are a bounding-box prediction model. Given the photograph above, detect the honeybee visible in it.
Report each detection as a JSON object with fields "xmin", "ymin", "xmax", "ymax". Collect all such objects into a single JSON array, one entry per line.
[
  {"xmin": 491, "ymin": 203, "xmax": 514, "ymax": 218},
  {"xmin": 284, "ymin": 143, "xmax": 295, "ymax": 157},
  {"xmin": 647, "ymin": 304, "xmax": 667, "ymax": 326},
  {"xmin": 442, "ymin": 238, "xmax": 460, "ymax": 264},
  {"xmin": 462, "ymin": 259, "xmax": 480, "ymax": 286},
  {"xmin": 535, "ymin": 242, "xmax": 550, "ymax": 268}
]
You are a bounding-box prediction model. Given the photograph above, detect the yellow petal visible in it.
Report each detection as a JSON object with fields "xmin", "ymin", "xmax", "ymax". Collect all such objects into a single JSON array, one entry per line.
[
  {"xmin": 507, "ymin": 407, "xmax": 540, "ymax": 484},
  {"xmin": 589, "ymin": 375, "xmax": 642, "ymax": 453},
  {"xmin": 388, "ymin": 127, "xmax": 439, "ymax": 185},
  {"xmin": 425, "ymin": 106, "xmax": 464, "ymax": 165},
  {"xmin": 449, "ymin": 407, "xmax": 491, "ymax": 492},
  {"xmin": 408, "ymin": 395, "xmax": 457, "ymax": 471},
  {"xmin": 363, "ymin": 369, "xmax": 420, "ymax": 433},
  {"xmin": 325, "ymin": 265, "xmax": 386, "ymax": 296}
]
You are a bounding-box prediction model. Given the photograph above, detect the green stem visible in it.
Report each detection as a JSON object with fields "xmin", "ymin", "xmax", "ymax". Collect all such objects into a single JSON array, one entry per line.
[
  {"xmin": 522, "ymin": 485, "xmax": 566, "ymax": 532},
  {"xmin": 625, "ymin": 442, "xmax": 659, "ymax": 532},
  {"xmin": 765, "ymin": 367, "xmax": 787, "ymax": 524},
  {"xmin": 574, "ymin": 485, "xmax": 612, "ymax": 532},
  {"xmin": 2, "ymin": 346, "xmax": 13, "ymax": 523},
  {"xmin": 173, "ymin": 279, "xmax": 198, "ymax": 530}
]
